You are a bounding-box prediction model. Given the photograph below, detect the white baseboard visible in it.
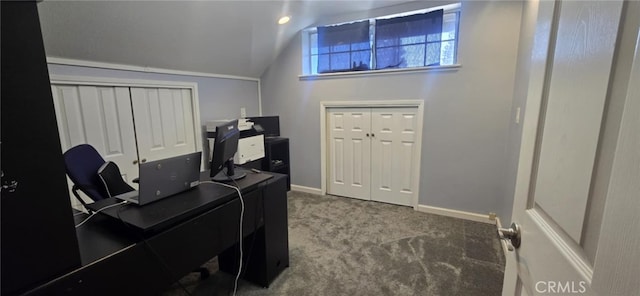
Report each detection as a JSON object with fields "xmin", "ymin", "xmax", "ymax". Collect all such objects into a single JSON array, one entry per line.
[
  {"xmin": 417, "ymin": 205, "xmax": 495, "ymax": 224},
  {"xmin": 290, "ymin": 184, "xmax": 323, "ymax": 195}
]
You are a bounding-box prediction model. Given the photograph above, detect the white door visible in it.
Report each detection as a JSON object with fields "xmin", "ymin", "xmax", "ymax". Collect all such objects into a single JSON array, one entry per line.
[
  {"xmin": 370, "ymin": 108, "xmax": 418, "ymax": 206},
  {"xmin": 130, "ymin": 88, "xmax": 197, "ymax": 163},
  {"xmin": 327, "ymin": 108, "xmax": 371, "ymax": 200},
  {"xmin": 327, "ymin": 107, "xmax": 418, "ymax": 206},
  {"xmin": 51, "ymin": 85, "xmax": 139, "ymax": 207},
  {"xmin": 503, "ymin": 1, "xmax": 639, "ymax": 295}
]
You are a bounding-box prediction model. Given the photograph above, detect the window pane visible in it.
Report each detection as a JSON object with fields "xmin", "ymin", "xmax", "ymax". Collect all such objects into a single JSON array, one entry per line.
[
  {"xmin": 376, "ymin": 9, "xmax": 443, "ymax": 70},
  {"xmin": 376, "ymin": 35, "xmax": 398, "ymax": 48},
  {"xmin": 426, "ymin": 42, "xmax": 441, "ymax": 66},
  {"xmin": 318, "ymin": 45, "xmax": 330, "ymax": 54},
  {"xmin": 442, "ymin": 12, "xmax": 458, "ymax": 40},
  {"xmin": 440, "ymin": 40, "xmax": 455, "ymax": 65},
  {"xmin": 402, "ymin": 44, "xmax": 425, "ymax": 67},
  {"xmin": 318, "ymin": 54, "xmax": 330, "ymax": 73},
  {"xmin": 331, "ymin": 44, "xmax": 350, "ymax": 53},
  {"xmin": 330, "ymin": 52, "xmax": 350, "ymax": 71},
  {"xmin": 311, "ymin": 55, "xmax": 318, "ymax": 74},
  {"xmin": 442, "ymin": 31, "xmax": 455, "ymax": 41},
  {"xmin": 426, "ymin": 32, "xmax": 442, "ymax": 42},
  {"xmin": 311, "ymin": 33, "xmax": 318, "ymax": 55},
  {"xmin": 351, "ymin": 50, "xmax": 371, "ymax": 70},
  {"xmin": 376, "ymin": 47, "xmax": 401, "ymax": 69},
  {"xmin": 352, "ymin": 41, "xmax": 370, "ymax": 51},
  {"xmin": 400, "ymin": 35, "xmax": 425, "ymax": 45},
  {"xmin": 317, "ymin": 20, "xmax": 370, "ymax": 73}
]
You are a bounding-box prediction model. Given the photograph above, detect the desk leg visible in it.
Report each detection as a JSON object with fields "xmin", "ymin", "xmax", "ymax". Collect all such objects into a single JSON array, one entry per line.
[
  {"xmin": 219, "ymin": 175, "xmax": 289, "ymax": 288},
  {"xmin": 219, "ymin": 228, "xmax": 268, "ymax": 287}
]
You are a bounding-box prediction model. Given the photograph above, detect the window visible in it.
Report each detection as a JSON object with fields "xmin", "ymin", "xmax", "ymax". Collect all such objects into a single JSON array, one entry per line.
[
  {"xmin": 302, "ymin": 3, "xmax": 460, "ymax": 76},
  {"xmin": 317, "ymin": 20, "xmax": 371, "ymax": 73}
]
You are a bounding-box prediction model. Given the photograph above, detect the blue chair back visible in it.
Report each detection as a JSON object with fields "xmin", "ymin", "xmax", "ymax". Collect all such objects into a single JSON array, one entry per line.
[{"xmin": 63, "ymin": 144, "xmax": 110, "ymax": 201}]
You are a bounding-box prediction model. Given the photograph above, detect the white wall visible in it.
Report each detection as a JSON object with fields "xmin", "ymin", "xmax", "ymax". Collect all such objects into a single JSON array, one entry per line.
[
  {"xmin": 47, "ymin": 63, "xmax": 261, "ymax": 158},
  {"xmin": 260, "ymin": 0, "xmax": 523, "ymax": 219}
]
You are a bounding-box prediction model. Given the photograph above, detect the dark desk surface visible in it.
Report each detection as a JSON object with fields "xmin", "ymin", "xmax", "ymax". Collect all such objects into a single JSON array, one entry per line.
[
  {"xmin": 74, "ymin": 214, "xmax": 138, "ymax": 265},
  {"xmin": 24, "ymin": 171, "xmax": 286, "ymax": 295},
  {"xmin": 85, "ymin": 170, "xmax": 273, "ymax": 234}
]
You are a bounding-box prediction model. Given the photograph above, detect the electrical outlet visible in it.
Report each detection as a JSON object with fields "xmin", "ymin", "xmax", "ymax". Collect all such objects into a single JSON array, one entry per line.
[
  {"xmin": 240, "ymin": 107, "xmax": 246, "ymax": 118},
  {"xmin": 489, "ymin": 212, "xmax": 497, "ymax": 221}
]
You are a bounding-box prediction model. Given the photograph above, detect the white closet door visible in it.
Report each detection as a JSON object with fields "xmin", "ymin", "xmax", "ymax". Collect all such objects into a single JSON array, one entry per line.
[
  {"xmin": 51, "ymin": 85, "xmax": 139, "ymax": 207},
  {"xmin": 370, "ymin": 108, "xmax": 418, "ymax": 206},
  {"xmin": 327, "ymin": 108, "xmax": 371, "ymax": 200},
  {"xmin": 130, "ymin": 88, "xmax": 197, "ymax": 163}
]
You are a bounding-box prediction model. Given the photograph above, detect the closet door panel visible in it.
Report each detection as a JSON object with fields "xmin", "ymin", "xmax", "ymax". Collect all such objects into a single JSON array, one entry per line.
[
  {"xmin": 131, "ymin": 87, "xmax": 197, "ymax": 163},
  {"xmin": 51, "ymin": 85, "xmax": 138, "ymax": 208},
  {"xmin": 326, "ymin": 108, "xmax": 371, "ymax": 200},
  {"xmin": 370, "ymin": 108, "xmax": 417, "ymax": 206}
]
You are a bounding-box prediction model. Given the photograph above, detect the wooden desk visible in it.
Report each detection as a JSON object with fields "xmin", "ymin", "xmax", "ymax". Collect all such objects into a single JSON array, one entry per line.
[{"xmin": 22, "ymin": 171, "xmax": 289, "ymax": 295}]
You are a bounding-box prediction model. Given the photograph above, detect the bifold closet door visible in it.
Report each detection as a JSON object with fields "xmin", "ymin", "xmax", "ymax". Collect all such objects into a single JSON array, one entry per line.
[
  {"xmin": 326, "ymin": 107, "xmax": 418, "ymax": 207},
  {"xmin": 51, "ymin": 85, "xmax": 139, "ymax": 207},
  {"xmin": 370, "ymin": 108, "xmax": 418, "ymax": 206},
  {"xmin": 130, "ymin": 88, "xmax": 197, "ymax": 163},
  {"xmin": 327, "ymin": 108, "xmax": 371, "ymax": 200}
]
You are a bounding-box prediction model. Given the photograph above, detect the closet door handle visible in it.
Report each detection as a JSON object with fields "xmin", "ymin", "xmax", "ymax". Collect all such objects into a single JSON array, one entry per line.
[
  {"xmin": 366, "ymin": 133, "xmax": 370, "ymax": 137},
  {"xmin": 134, "ymin": 159, "xmax": 147, "ymax": 165},
  {"xmin": 371, "ymin": 133, "xmax": 375, "ymax": 137}
]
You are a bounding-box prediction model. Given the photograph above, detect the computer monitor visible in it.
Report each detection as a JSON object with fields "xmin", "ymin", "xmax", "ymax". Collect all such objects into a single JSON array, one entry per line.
[
  {"xmin": 210, "ymin": 120, "xmax": 247, "ymax": 181},
  {"xmin": 248, "ymin": 116, "xmax": 280, "ymax": 138}
]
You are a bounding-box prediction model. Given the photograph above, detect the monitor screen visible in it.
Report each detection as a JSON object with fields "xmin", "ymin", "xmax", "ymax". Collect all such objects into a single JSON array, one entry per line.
[
  {"xmin": 248, "ymin": 116, "xmax": 280, "ymax": 137},
  {"xmin": 210, "ymin": 120, "xmax": 246, "ymax": 181}
]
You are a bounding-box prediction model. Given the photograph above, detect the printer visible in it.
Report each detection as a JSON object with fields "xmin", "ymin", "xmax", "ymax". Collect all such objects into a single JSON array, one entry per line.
[{"xmin": 206, "ymin": 119, "xmax": 265, "ymax": 165}]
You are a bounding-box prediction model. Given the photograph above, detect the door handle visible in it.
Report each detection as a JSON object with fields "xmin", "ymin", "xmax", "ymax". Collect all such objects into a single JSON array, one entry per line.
[
  {"xmin": 366, "ymin": 133, "xmax": 370, "ymax": 137},
  {"xmin": 498, "ymin": 222, "xmax": 521, "ymax": 251},
  {"xmin": 371, "ymin": 133, "xmax": 375, "ymax": 137},
  {"xmin": 133, "ymin": 159, "xmax": 147, "ymax": 165}
]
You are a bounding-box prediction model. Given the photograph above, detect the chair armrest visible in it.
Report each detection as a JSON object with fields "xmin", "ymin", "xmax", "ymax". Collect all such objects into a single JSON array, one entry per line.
[{"xmin": 71, "ymin": 185, "xmax": 94, "ymax": 213}]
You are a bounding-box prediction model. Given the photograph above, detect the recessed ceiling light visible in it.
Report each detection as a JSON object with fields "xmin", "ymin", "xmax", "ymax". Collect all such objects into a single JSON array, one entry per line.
[{"xmin": 278, "ymin": 16, "xmax": 291, "ymax": 25}]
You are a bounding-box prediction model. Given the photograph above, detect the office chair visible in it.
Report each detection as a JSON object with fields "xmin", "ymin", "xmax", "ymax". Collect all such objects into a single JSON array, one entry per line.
[
  {"xmin": 63, "ymin": 144, "xmax": 112, "ymax": 209},
  {"xmin": 97, "ymin": 161, "xmax": 135, "ymax": 198}
]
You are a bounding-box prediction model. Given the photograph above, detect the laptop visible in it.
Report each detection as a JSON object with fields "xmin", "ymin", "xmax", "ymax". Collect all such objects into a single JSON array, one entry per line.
[{"xmin": 113, "ymin": 151, "xmax": 202, "ymax": 206}]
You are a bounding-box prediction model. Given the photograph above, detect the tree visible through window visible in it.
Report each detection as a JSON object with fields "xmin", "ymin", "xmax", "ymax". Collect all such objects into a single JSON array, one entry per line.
[{"xmin": 303, "ymin": 4, "xmax": 460, "ymax": 75}]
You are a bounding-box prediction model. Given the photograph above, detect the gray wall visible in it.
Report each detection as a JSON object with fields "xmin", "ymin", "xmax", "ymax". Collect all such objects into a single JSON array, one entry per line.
[
  {"xmin": 260, "ymin": 1, "xmax": 523, "ymax": 219},
  {"xmin": 500, "ymin": 1, "xmax": 537, "ymax": 225},
  {"xmin": 47, "ymin": 64, "xmax": 261, "ymax": 157}
]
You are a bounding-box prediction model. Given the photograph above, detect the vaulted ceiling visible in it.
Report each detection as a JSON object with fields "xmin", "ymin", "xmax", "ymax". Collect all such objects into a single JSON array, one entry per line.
[{"xmin": 38, "ymin": 0, "xmax": 414, "ymax": 78}]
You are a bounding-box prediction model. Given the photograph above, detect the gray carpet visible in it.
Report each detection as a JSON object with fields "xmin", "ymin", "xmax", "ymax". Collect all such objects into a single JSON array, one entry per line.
[{"xmin": 164, "ymin": 191, "xmax": 505, "ymax": 296}]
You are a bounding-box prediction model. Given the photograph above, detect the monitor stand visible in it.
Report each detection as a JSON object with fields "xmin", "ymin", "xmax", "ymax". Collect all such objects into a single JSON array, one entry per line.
[{"xmin": 212, "ymin": 161, "xmax": 247, "ymax": 182}]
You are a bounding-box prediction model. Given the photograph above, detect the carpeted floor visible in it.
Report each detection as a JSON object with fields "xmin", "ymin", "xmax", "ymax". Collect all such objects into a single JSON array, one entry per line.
[{"xmin": 164, "ymin": 191, "xmax": 505, "ymax": 296}]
